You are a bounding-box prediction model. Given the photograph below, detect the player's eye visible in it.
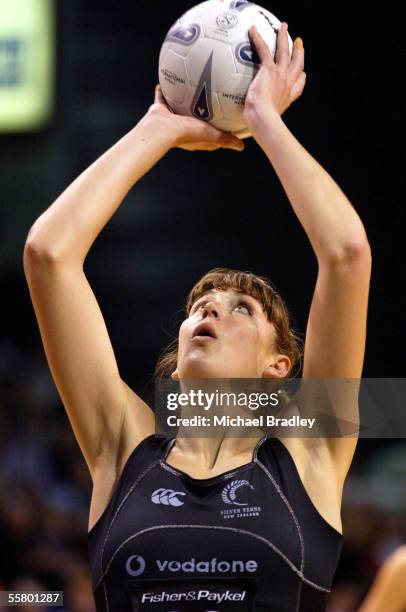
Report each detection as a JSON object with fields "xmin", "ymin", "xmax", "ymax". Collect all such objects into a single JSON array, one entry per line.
[
  {"xmin": 234, "ymin": 302, "xmax": 251, "ymax": 315},
  {"xmin": 192, "ymin": 301, "xmax": 207, "ymax": 313}
]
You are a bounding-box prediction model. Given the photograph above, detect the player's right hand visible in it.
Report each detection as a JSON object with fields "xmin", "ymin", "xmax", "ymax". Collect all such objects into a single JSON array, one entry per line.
[
  {"xmin": 243, "ymin": 24, "xmax": 306, "ymax": 125},
  {"xmin": 146, "ymin": 85, "xmax": 245, "ymax": 152}
]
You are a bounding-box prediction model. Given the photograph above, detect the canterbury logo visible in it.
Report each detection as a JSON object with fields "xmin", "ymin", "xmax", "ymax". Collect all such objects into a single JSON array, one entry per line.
[
  {"xmin": 151, "ymin": 488, "xmax": 186, "ymax": 507},
  {"xmin": 221, "ymin": 480, "xmax": 254, "ymax": 506}
]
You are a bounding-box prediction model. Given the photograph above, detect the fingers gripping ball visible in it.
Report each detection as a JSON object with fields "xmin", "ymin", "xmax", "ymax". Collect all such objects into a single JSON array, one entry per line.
[{"xmin": 158, "ymin": 0, "xmax": 293, "ymax": 138}]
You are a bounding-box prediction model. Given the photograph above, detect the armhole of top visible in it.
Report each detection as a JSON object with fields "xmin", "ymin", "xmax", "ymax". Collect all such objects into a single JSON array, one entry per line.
[
  {"xmin": 88, "ymin": 434, "xmax": 165, "ymax": 538},
  {"xmin": 269, "ymin": 437, "xmax": 344, "ymax": 539}
]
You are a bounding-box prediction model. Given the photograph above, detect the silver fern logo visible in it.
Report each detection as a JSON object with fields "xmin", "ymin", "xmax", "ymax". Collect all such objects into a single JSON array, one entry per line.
[
  {"xmin": 220, "ymin": 480, "xmax": 261, "ymax": 519},
  {"xmin": 221, "ymin": 480, "xmax": 254, "ymax": 506}
]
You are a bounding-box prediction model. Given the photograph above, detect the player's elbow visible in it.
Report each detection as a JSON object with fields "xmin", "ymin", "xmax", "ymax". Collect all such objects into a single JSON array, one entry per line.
[
  {"xmin": 342, "ymin": 236, "xmax": 371, "ymax": 263},
  {"xmin": 23, "ymin": 229, "xmax": 60, "ymax": 274},
  {"xmin": 327, "ymin": 235, "xmax": 372, "ymax": 268}
]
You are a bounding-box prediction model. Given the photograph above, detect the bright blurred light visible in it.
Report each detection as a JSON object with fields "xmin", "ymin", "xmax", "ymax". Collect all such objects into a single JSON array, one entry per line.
[{"xmin": 0, "ymin": 0, "xmax": 54, "ymax": 132}]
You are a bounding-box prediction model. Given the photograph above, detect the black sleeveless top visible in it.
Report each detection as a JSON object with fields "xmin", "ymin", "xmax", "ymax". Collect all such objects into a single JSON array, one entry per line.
[{"xmin": 87, "ymin": 435, "xmax": 343, "ymax": 611}]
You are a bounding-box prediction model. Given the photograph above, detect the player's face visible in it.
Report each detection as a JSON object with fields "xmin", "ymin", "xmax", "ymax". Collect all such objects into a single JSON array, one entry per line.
[{"xmin": 173, "ymin": 288, "xmax": 280, "ymax": 379}]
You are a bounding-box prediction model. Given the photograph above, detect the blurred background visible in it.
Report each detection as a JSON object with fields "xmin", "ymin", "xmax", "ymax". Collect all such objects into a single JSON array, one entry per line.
[{"xmin": 0, "ymin": 0, "xmax": 404, "ymax": 610}]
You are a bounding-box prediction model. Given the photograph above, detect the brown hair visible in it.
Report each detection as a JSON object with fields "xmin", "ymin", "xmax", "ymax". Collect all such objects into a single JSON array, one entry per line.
[{"xmin": 154, "ymin": 268, "xmax": 303, "ymax": 378}]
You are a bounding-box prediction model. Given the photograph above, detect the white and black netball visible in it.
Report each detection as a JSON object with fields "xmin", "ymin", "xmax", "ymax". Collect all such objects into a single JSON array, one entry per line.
[{"xmin": 158, "ymin": 0, "xmax": 293, "ymax": 138}]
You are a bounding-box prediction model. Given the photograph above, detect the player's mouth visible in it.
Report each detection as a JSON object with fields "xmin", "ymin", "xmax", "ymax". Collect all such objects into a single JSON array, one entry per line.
[{"xmin": 192, "ymin": 322, "xmax": 217, "ymax": 340}]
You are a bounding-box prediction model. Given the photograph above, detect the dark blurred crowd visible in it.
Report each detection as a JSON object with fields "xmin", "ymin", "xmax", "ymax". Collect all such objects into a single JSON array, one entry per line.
[
  {"xmin": 1, "ymin": 338, "xmax": 405, "ymax": 612},
  {"xmin": 0, "ymin": 339, "xmax": 94, "ymax": 611}
]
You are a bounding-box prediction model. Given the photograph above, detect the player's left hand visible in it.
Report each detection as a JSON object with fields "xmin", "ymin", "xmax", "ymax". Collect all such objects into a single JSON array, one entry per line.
[{"xmin": 243, "ymin": 23, "xmax": 306, "ymax": 124}]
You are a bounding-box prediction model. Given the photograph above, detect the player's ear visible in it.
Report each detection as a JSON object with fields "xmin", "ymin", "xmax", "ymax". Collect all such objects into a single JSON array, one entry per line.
[
  {"xmin": 262, "ymin": 355, "xmax": 291, "ymax": 379},
  {"xmin": 171, "ymin": 368, "xmax": 179, "ymax": 380}
]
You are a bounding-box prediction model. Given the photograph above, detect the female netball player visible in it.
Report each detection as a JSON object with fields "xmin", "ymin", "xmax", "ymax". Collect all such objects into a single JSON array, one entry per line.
[{"xmin": 23, "ymin": 24, "xmax": 371, "ymax": 612}]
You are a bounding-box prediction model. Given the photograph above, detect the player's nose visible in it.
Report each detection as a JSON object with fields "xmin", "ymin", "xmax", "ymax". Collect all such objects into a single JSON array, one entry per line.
[{"xmin": 202, "ymin": 301, "xmax": 220, "ymax": 319}]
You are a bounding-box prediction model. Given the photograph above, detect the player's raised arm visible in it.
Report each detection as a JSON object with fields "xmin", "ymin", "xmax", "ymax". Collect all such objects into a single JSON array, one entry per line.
[
  {"xmin": 244, "ymin": 25, "xmax": 371, "ymax": 478},
  {"xmin": 23, "ymin": 88, "xmax": 244, "ymax": 478}
]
